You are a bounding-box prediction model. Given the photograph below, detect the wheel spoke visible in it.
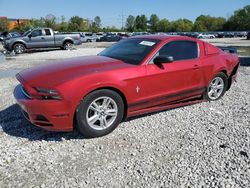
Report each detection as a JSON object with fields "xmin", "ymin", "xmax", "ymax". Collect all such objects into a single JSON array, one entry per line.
[
  {"xmin": 213, "ymin": 91, "xmax": 218, "ymax": 98},
  {"xmin": 88, "ymin": 114, "xmax": 99, "ymax": 125},
  {"xmin": 102, "ymin": 98, "xmax": 111, "ymax": 108},
  {"xmin": 105, "ymin": 109, "xmax": 117, "ymax": 117},
  {"xmin": 214, "ymin": 78, "xmax": 219, "ymax": 85},
  {"xmin": 216, "ymin": 84, "xmax": 224, "ymax": 90},
  {"xmin": 90, "ymin": 102, "xmax": 100, "ymax": 113},
  {"xmin": 100, "ymin": 117, "xmax": 107, "ymax": 128}
]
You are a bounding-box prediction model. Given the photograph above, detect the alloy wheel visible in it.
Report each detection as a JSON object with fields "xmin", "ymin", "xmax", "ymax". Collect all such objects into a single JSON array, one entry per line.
[
  {"xmin": 14, "ymin": 44, "xmax": 25, "ymax": 54},
  {"xmin": 86, "ymin": 96, "xmax": 118, "ymax": 130},
  {"xmin": 208, "ymin": 77, "xmax": 225, "ymax": 100}
]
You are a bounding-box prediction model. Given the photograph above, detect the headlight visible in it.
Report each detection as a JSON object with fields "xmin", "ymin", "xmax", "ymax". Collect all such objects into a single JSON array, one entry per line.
[{"xmin": 34, "ymin": 87, "xmax": 62, "ymax": 100}]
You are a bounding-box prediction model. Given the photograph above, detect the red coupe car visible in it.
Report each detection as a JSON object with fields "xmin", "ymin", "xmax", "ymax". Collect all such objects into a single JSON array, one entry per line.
[{"xmin": 14, "ymin": 35, "xmax": 239, "ymax": 137}]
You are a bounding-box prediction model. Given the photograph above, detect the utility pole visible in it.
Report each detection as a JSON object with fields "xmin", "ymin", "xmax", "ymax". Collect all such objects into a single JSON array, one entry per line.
[{"xmin": 119, "ymin": 14, "xmax": 127, "ymax": 31}]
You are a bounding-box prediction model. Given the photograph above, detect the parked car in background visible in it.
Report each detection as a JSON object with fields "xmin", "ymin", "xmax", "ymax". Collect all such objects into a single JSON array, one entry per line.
[
  {"xmin": 198, "ymin": 33, "xmax": 215, "ymax": 39},
  {"xmin": 234, "ymin": 32, "xmax": 247, "ymax": 37},
  {"xmin": 79, "ymin": 32, "xmax": 99, "ymax": 42},
  {"xmin": 224, "ymin": 32, "xmax": 234, "ymax": 38},
  {"xmin": 99, "ymin": 33, "xmax": 121, "ymax": 42},
  {"xmin": 14, "ymin": 35, "xmax": 239, "ymax": 137},
  {"xmin": 95, "ymin": 33, "xmax": 104, "ymax": 42},
  {"xmin": 3, "ymin": 28, "xmax": 82, "ymax": 54},
  {"xmin": 246, "ymin": 32, "xmax": 250, "ymax": 40},
  {"xmin": 0, "ymin": 31, "xmax": 21, "ymax": 42},
  {"xmin": 118, "ymin": 33, "xmax": 130, "ymax": 40}
]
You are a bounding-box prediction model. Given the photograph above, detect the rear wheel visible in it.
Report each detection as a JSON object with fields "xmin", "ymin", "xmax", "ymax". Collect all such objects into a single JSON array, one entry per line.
[
  {"xmin": 63, "ymin": 41, "xmax": 73, "ymax": 50},
  {"xmin": 204, "ymin": 72, "xmax": 228, "ymax": 101},
  {"xmin": 76, "ymin": 89, "xmax": 124, "ymax": 138},
  {"xmin": 13, "ymin": 43, "xmax": 26, "ymax": 54}
]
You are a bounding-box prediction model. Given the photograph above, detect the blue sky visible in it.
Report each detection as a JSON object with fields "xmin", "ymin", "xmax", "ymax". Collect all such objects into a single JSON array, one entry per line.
[{"xmin": 0, "ymin": 0, "xmax": 249, "ymax": 27}]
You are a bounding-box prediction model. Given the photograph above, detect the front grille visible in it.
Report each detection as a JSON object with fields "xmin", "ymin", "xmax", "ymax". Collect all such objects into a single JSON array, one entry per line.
[
  {"xmin": 35, "ymin": 122, "xmax": 53, "ymax": 127},
  {"xmin": 21, "ymin": 86, "xmax": 32, "ymax": 99}
]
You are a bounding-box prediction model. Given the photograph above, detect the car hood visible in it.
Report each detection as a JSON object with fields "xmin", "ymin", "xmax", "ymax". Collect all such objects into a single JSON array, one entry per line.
[
  {"xmin": 17, "ymin": 55, "xmax": 132, "ymax": 87},
  {"xmin": 5, "ymin": 36, "xmax": 21, "ymax": 40}
]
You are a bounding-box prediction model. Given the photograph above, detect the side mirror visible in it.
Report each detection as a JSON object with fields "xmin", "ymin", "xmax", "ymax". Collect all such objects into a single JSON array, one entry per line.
[
  {"xmin": 28, "ymin": 34, "xmax": 32, "ymax": 38},
  {"xmin": 153, "ymin": 55, "xmax": 173, "ymax": 64}
]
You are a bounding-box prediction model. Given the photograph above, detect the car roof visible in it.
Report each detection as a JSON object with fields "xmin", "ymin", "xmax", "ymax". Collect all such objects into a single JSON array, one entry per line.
[{"xmin": 130, "ymin": 34, "xmax": 198, "ymax": 42}]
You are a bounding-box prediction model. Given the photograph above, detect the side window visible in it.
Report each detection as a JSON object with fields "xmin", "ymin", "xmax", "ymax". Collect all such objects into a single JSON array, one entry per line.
[
  {"xmin": 31, "ymin": 29, "xmax": 42, "ymax": 37},
  {"xmin": 159, "ymin": 41, "xmax": 198, "ymax": 61},
  {"xmin": 45, "ymin": 29, "xmax": 51, "ymax": 36}
]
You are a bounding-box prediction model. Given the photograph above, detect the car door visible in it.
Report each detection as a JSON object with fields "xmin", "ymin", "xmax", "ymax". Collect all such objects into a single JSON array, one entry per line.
[
  {"xmin": 42, "ymin": 29, "xmax": 55, "ymax": 47},
  {"xmin": 143, "ymin": 40, "xmax": 205, "ymax": 107},
  {"xmin": 25, "ymin": 29, "xmax": 44, "ymax": 48}
]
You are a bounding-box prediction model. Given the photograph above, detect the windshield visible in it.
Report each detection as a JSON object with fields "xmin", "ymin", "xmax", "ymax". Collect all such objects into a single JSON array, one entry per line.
[
  {"xmin": 22, "ymin": 29, "xmax": 32, "ymax": 36},
  {"xmin": 99, "ymin": 38, "xmax": 160, "ymax": 65}
]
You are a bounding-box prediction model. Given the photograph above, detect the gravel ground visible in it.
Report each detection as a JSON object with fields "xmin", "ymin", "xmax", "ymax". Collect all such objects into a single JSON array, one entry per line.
[{"xmin": 0, "ymin": 39, "xmax": 250, "ymax": 187}]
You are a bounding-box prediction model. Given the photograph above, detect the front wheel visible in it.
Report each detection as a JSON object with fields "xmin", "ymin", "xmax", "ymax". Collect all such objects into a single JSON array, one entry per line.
[
  {"xmin": 13, "ymin": 43, "xmax": 26, "ymax": 54},
  {"xmin": 76, "ymin": 89, "xmax": 124, "ymax": 138},
  {"xmin": 204, "ymin": 72, "xmax": 228, "ymax": 101}
]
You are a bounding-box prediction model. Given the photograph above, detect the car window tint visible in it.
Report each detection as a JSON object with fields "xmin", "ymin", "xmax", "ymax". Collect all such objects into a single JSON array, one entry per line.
[
  {"xmin": 31, "ymin": 30, "xmax": 42, "ymax": 37},
  {"xmin": 45, "ymin": 29, "xmax": 51, "ymax": 36},
  {"xmin": 159, "ymin": 41, "xmax": 198, "ymax": 61}
]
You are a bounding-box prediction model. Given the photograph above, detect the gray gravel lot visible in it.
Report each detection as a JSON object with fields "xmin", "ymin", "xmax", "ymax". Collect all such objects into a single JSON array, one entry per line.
[{"xmin": 0, "ymin": 40, "xmax": 250, "ymax": 187}]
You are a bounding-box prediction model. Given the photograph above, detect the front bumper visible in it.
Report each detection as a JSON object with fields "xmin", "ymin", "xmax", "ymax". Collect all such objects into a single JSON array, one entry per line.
[
  {"xmin": 3, "ymin": 42, "xmax": 12, "ymax": 51},
  {"xmin": 14, "ymin": 84, "xmax": 73, "ymax": 132}
]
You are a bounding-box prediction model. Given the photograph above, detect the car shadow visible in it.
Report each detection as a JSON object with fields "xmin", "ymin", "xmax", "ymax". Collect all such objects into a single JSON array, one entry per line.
[
  {"xmin": 25, "ymin": 47, "xmax": 77, "ymax": 54},
  {"xmin": 0, "ymin": 104, "xmax": 84, "ymax": 141},
  {"xmin": 1, "ymin": 98, "xmax": 204, "ymax": 140}
]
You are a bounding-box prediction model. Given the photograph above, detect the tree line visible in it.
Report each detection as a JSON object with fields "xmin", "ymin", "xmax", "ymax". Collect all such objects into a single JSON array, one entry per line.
[
  {"xmin": 0, "ymin": 5, "xmax": 249, "ymax": 33},
  {"xmin": 126, "ymin": 5, "xmax": 250, "ymax": 32}
]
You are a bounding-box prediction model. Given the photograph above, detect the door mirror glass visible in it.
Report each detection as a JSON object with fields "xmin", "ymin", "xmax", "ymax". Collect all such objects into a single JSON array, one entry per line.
[{"xmin": 153, "ymin": 55, "xmax": 173, "ymax": 64}]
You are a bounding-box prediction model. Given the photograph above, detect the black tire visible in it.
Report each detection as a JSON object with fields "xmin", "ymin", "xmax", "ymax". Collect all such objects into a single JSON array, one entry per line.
[
  {"xmin": 204, "ymin": 72, "xmax": 228, "ymax": 101},
  {"xmin": 76, "ymin": 89, "xmax": 124, "ymax": 138},
  {"xmin": 13, "ymin": 43, "xmax": 26, "ymax": 54},
  {"xmin": 63, "ymin": 41, "xmax": 73, "ymax": 50}
]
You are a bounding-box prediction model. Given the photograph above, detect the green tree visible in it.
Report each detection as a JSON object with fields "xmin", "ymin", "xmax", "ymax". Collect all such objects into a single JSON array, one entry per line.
[
  {"xmin": 91, "ymin": 16, "xmax": 102, "ymax": 32},
  {"xmin": 224, "ymin": 5, "xmax": 250, "ymax": 31},
  {"xmin": 157, "ymin": 18, "xmax": 171, "ymax": 32},
  {"xmin": 126, "ymin": 15, "xmax": 135, "ymax": 32},
  {"xmin": 56, "ymin": 16, "xmax": 68, "ymax": 32},
  {"xmin": 135, "ymin": 15, "xmax": 147, "ymax": 31},
  {"xmin": 94, "ymin": 16, "xmax": 101, "ymax": 29},
  {"xmin": 171, "ymin": 19, "xmax": 193, "ymax": 32},
  {"xmin": 44, "ymin": 14, "xmax": 57, "ymax": 29},
  {"xmin": 193, "ymin": 15, "xmax": 225, "ymax": 31},
  {"xmin": 192, "ymin": 21, "xmax": 207, "ymax": 32},
  {"xmin": 68, "ymin": 16, "xmax": 84, "ymax": 31},
  {"xmin": 149, "ymin": 14, "xmax": 160, "ymax": 32},
  {"xmin": 103, "ymin": 26, "xmax": 121, "ymax": 32}
]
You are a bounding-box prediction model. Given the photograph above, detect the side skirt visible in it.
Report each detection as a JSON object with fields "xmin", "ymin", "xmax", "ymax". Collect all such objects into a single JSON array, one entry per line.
[{"xmin": 127, "ymin": 96, "xmax": 206, "ymax": 118}]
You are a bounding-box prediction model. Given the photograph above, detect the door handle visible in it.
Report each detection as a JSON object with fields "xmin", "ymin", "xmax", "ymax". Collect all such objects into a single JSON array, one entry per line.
[{"xmin": 41, "ymin": 37, "xmax": 45, "ymax": 39}]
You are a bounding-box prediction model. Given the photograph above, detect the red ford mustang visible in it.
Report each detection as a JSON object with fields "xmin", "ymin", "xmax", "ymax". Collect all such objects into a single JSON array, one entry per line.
[{"xmin": 14, "ymin": 35, "xmax": 239, "ymax": 137}]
